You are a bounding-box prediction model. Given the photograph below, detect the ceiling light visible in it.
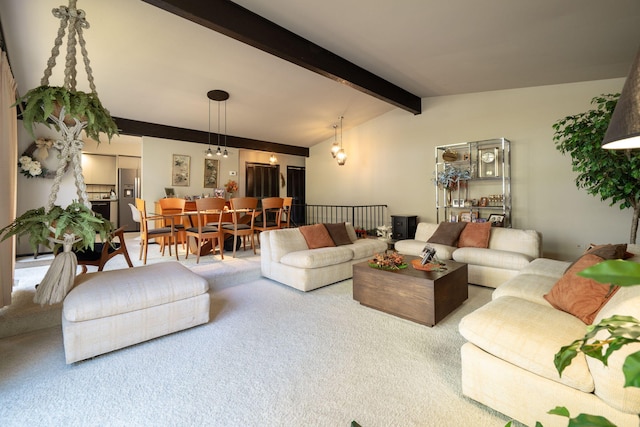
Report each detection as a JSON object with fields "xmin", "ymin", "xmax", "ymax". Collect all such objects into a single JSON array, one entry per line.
[
  {"xmin": 336, "ymin": 116, "xmax": 347, "ymax": 166},
  {"xmin": 330, "ymin": 124, "xmax": 340, "ymax": 158},
  {"xmin": 207, "ymin": 89, "xmax": 230, "ymax": 157},
  {"xmin": 602, "ymin": 46, "xmax": 640, "ymax": 149}
]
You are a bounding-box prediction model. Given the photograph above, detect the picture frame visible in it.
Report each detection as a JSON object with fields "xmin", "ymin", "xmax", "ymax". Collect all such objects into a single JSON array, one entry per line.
[
  {"xmin": 452, "ymin": 198, "xmax": 460, "ymax": 207},
  {"xmin": 460, "ymin": 212, "xmax": 472, "ymax": 222},
  {"xmin": 449, "ymin": 214, "xmax": 458, "ymax": 223},
  {"xmin": 172, "ymin": 154, "xmax": 190, "ymax": 186},
  {"xmin": 479, "ymin": 197, "xmax": 489, "ymax": 207},
  {"xmin": 213, "ymin": 188, "xmax": 225, "ymax": 198},
  {"xmin": 164, "ymin": 187, "xmax": 175, "ymax": 197},
  {"xmin": 420, "ymin": 244, "xmax": 437, "ymax": 265},
  {"xmin": 488, "ymin": 213, "xmax": 505, "ymax": 227},
  {"xmin": 204, "ymin": 158, "xmax": 220, "ymax": 188}
]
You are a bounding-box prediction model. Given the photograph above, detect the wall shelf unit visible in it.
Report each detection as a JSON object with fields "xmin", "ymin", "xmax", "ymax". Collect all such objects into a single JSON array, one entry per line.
[{"xmin": 435, "ymin": 138, "xmax": 511, "ymax": 227}]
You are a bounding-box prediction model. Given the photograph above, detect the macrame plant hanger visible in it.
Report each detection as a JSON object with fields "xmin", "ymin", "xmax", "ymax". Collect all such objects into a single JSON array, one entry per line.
[{"xmin": 34, "ymin": 0, "xmax": 99, "ymax": 305}]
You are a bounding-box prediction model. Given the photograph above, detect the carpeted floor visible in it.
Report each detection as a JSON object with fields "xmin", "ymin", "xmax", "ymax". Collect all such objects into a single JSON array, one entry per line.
[{"xmin": 0, "ymin": 235, "xmax": 520, "ymax": 426}]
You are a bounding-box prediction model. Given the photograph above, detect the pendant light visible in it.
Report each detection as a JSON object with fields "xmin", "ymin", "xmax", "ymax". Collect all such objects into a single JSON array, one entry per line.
[
  {"xmin": 207, "ymin": 90, "xmax": 229, "ymax": 157},
  {"xmin": 223, "ymin": 99, "xmax": 229, "ymax": 158},
  {"xmin": 336, "ymin": 116, "xmax": 347, "ymax": 166},
  {"xmin": 330, "ymin": 124, "xmax": 340, "ymax": 158},
  {"xmin": 205, "ymin": 95, "xmax": 214, "ymax": 157}
]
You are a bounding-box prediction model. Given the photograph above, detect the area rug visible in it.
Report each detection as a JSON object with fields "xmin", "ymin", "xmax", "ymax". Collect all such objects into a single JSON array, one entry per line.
[{"xmin": 0, "ymin": 277, "xmax": 517, "ymax": 426}]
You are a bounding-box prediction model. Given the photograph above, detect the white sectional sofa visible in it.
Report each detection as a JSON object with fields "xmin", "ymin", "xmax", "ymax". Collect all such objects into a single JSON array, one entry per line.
[
  {"xmin": 459, "ymin": 247, "xmax": 640, "ymax": 427},
  {"xmin": 260, "ymin": 223, "xmax": 388, "ymax": 291},
  {"xmin": 394, "ymin": 222, "xmax": 542, "ymax": 288}
]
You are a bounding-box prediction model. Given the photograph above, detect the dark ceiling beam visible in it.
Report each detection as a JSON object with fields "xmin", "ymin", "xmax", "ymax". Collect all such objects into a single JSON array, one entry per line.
[
  {"xmin": 141, "ymin": 0, "xmax": 422, "ymax": 115},
  {"xmin": 114, "ymin": 117, "xmax": 309, "ymax": 157}
]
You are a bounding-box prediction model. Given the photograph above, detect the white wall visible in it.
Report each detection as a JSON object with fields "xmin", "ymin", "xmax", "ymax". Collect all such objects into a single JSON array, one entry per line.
[{"xmin": 307, "ymin": 78, "xmax": 628, "ymax": 260}]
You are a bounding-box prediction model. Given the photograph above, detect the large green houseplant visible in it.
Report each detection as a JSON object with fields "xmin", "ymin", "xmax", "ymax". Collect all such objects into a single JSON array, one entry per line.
[
  {"xmin": 16, "ymin": 85, "xmax": 119, "ymax": 142},
  {"xmin": 553, "ymin": 94, "xmax": 640, "ymax": 244}
]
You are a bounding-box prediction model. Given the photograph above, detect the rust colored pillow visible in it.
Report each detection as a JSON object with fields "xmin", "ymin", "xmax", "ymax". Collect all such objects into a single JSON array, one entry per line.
[
  {"xmin": 427, "ymin": 222, "xmax": 467, "ymax": 246},
  {"xmin": 298, "ymin": 224, "xmax": 336, "ymax": 249},
  {"xmin": 458, "ymin": 222, "xmax": 492, "ymax": 248},
  {"xmin": 544, "ymin": 253, "xmax": 620, "ymax": 324},
  {"xmin": 323, "ymin": 222, "xmax": 352, "ymax": 246}
]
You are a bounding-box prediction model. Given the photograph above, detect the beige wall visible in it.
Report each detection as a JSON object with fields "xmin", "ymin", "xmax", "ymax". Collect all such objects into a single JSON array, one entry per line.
[
  {"xmin": 140, "ymin": 137, "xmax": 305, "ymax": 207},
  {"xmin": 307, "ymin": 78, "xmax": 628, "ymax": 261}
]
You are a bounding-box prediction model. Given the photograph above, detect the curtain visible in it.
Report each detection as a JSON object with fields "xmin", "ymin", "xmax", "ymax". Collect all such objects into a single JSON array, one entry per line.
[{"xmin": 0, "ymin": 50, "xmax": 17, "ymax": 308}]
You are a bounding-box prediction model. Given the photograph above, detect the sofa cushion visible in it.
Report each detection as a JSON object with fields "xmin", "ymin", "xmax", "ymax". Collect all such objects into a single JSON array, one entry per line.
[
  {"xmin": 345, "ymin": 223, "xmax": 358, "ymax": 243},
  {"xmin": 459, "ymin": 296, "xmax": 594, "ymax": 392},
  {"xmin": 427, "ymin": 222, "xmax": 467, "ymax": 246},
  {"xmin": 414, "ymin": 222, "xmax": 440, "ymax": 241},
  {"xmin": 299, "ymin": 224, "xmax": 336, "ymax": 249},
  {"xmin": 488, "ymin": 228, "xmax": 541, "ymax": 259},
  {"xmin": 345, "ymin": 238, "xmax": 388, "ymax": 260},
  {"xmin": 544, "ymin": 253, "xmax": 620, "ymax": 324},
  {"xmin": 65, "ymin": 262, "xmax": 209, "ymax": 322},
  {"xmin": 269, "ymin": 228, "xmax": 309, "ymax": 262},
  {"xmin": 458, "ymin": 222, "xmax": 491, "ymax": 248},
  {"xmin": 279, "ymin": 246, "xmax": 353, "ymax": 269},
  {"xmin": 324, "ymin": 222, "xmax": 352, "ymax": 246},
  {"xmin": 518, "ymin": 258, "xmax": 569, "ymax": 279},
  {"xmin": 453, "ymin": 247, "xmax": 533, "ymax": 270},
  {"xmin": 492, "ymin": 273, "xmax": 558, "ymax": 306}
]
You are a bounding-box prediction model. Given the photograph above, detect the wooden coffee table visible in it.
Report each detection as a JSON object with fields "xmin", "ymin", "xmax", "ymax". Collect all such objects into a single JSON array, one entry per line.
[{"xmin": 352, "ymin": 256, "xmax": 468, "ymax": 326}]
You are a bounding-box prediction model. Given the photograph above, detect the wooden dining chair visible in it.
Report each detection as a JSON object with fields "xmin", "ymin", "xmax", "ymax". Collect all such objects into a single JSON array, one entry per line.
[
  {"xmin": 158, "ymin": 197, "xmax": 187, "ymax": 251},
  {"xmin": 75, "ymin": 226, "xmax": 134, "ymax": 273},
  {"xmin": 254, "ymin": 197, "xmax": 283, "ymax": 244},
  {"xmin": 280, "ymin": 196, "xmax": 293, "ymax": 228},
  {"xmin": 184, "ymin": 197, "xmax": 226, "ymax": 263},
  {"xmin": 222, "ymin": 197, "xmax": 258, "ymax": 257},
  {"xmin": 135, "ymin": 198, "xmax": 179, "ymax": 265}
]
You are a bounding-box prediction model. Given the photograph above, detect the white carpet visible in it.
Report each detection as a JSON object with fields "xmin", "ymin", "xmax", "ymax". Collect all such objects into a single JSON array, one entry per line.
[{"xmin": 0, "ymin": 275, "xmax": 517, "ymax": 426}]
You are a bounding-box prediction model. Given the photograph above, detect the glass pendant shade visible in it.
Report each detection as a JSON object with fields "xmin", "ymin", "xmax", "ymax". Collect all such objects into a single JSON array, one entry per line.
[
  {"xmin": 330, "ymin": 124, "xmax": 339, "ymax": 158},
  {"xmin": 603, "ymin": 46, "xmax": 640, "ymax": 149},
  {"xmin": 336, "ymin": 148, "xmax": 347, "ymax": 165}
]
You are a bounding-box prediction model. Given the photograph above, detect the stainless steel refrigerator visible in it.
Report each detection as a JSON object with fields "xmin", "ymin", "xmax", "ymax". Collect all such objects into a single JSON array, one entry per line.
[{"xmin": 118, "ymin": 168, "xmax": 140, "ymax": 232}]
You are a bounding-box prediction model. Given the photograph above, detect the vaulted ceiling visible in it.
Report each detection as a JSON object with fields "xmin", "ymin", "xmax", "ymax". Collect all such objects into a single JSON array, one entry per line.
[{"xmin": 1, "ymin": 0, "xmax": 639, "ymax": 153}]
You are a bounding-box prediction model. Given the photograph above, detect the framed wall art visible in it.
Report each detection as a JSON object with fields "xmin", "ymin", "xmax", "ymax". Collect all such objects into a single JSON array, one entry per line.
[
  {"xmin": 172, "ymin": 154, "xmax": 190, "ymax": 186},
  {"xmin": 204, "ymin": 158, "xmax": 219, "ymax": 188}
]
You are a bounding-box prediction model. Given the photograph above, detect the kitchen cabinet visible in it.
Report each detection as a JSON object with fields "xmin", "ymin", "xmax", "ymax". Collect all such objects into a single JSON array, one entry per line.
[{"xmin": 82, "ymin": 154, "xmax": 116, "ymax": 184}]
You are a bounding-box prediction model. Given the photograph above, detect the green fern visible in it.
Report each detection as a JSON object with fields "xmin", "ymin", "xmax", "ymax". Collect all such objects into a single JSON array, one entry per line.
[
  {"xmin": 14, "ymin": 85, "xmax": 119, "ymax": 142},
  {"xmin": 0, "ymin": 201, "xmax": 113, "ymax": 252}
]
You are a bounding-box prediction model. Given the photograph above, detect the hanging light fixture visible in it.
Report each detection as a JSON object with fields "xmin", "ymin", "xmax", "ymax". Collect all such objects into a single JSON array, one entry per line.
[
  {"xmin": 207, "ymin": 90, "xmax": 229, "ymax": 156},
  {"xmin": 602, "ymin": 46, "xmax": 640, "ymax": 149},
  {"xmin": 223, "ymin": 98, "xmax": 229, "ymax": 158},
  {"xmin": 269, "ymin": 153, "xmax": 278, "ymax": 164},
  {"xmin": 330, "ymin": 124, "xmax": 340, "ymax": 158},
  {"xmin": 205, "ymin": 96, "xmax": 214, "ymax": 157},
  {"xmin": 336, "ymin": 116, "xmax": 347, "ymax": 166}
]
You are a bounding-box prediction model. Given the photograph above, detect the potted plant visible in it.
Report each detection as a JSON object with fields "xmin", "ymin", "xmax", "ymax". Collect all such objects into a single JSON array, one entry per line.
[
  {"xmin": 0, "ymin": 201, "xmax": 113, "ymax": 253},
  {"xmin": 15, "ymin": 85, "xmax": 119, "ymax": 142}
]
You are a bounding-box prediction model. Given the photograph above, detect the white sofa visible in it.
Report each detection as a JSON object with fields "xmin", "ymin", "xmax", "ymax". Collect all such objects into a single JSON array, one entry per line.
[
  {"xmin": 260, "ymin": 224, "xmax": 388, "ymax": 291},
  {"xmin": 394, "ymin": 222, "xmax": 542, "ymax": 288},
  {"xmin": 459, "ymin": 251, "xmax": 640, "ymax": 427}
]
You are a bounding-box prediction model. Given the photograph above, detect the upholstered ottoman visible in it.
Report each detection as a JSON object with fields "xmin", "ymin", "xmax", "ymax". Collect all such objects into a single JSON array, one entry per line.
[{"xmin": 62, "ymin": 262, "xmax": 210, "ymax": 364}]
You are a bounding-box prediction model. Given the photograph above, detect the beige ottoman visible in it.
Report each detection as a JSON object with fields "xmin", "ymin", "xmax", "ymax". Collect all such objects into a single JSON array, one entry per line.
[{"xmin": 62, "ymin": 262, "xmax": 210, "ymax": 364}]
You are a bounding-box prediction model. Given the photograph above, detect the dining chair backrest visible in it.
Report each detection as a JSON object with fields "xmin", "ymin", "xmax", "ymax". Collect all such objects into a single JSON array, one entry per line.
[
  {"xmin": 281, "ymin": 196, "xmax": 293, "ymax": 228},
  {"xmin": 229, "ymin": 197, "xmax": 258, "ymax": 227},
  {"xmin": 159, "ymin": 197, "xmax": 186, "ymax": 214},
  {"xmin": 128, "ymin": 203, "xmax": 141, "ymax": 223},
  {"xmin": 194, "ymin": 197, "xmax": 226, "ymax": 228},
  {"xmin": 257, "ymin": 197, "xmax": 283, "ymax": 229}
]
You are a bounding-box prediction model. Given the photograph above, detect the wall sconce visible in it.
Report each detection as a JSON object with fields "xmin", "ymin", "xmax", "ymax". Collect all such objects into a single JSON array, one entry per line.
[
  {"xmin": 336, "ymin": 116, "xmax": 347, "ymax": 166},
  {"xmin": 602, "ymin": 46, "xmax": 640, "ymax": 149},
  {"xmin": 269, "ymin": 153, "xmax": 278, "ymax": 164}
]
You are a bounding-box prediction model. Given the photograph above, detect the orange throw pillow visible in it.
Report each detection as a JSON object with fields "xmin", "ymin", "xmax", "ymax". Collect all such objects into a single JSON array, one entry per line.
[
  {"xmin": 299, "ymin": 224, "xmax": 336, "ymax": 249},
  {"xmin": 544, "ymin": 253, "xmax": 620, "ymax": 324},
  {"xmin": 458, "ymin": 222, "xmax": 491, "ymax": 248}
]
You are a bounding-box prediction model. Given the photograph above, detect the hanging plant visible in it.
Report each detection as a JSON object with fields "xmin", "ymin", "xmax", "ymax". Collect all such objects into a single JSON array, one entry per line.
[
  {"xmin": 15, "ymin": 85, "xmax": 119, "ymax": 142},
  {"xmin": 0, "ymin": 201, "xmax": 113, "ymax": 253}
]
